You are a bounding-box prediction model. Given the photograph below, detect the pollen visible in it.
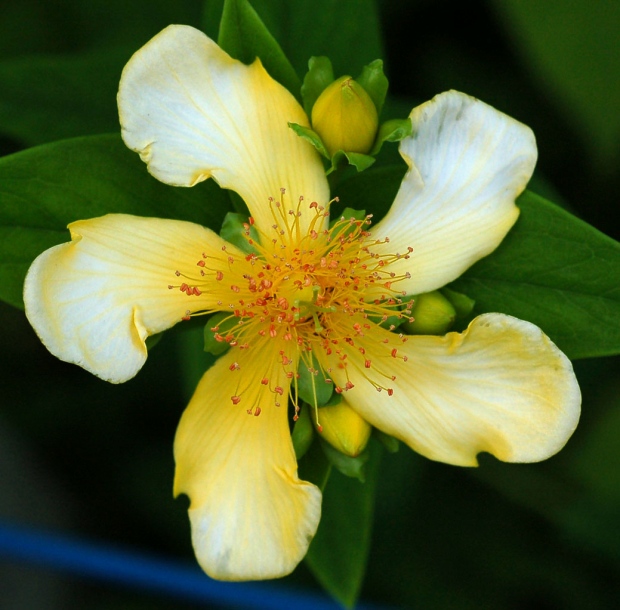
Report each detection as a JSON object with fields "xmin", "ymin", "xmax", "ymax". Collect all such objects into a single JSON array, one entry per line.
[{"xmin": 170, "ymin": 192, "xmax": 413, "ymax": 412}]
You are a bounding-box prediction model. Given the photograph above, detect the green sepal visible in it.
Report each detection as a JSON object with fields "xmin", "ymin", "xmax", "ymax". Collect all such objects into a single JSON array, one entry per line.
[
  {"xmin": 369, "ymin": 117, "xmax": 413, "ymax": 155},
  {"xmin": 329, "ymin": 150, "xmax": 376, "ymax": 174},
  {"xmin": 219, "ymin": 212, "xmax": 259, "ymax": 254},
  {"xmin": 296, "ymin": 353, "xmax": 334, "ymax": 407},
  {"xmin": 301, "ymin": 56, "xmax": 335, "ymax": 116},
  {"xmin": 288, "ymin": 125, "xmax": 377, "ymax": 174},
  {"xmin": 217, "ymin": 0, "xmax": 301, "ymax": 98},
  {"xmin": 402, "ymin": 290, "xmax": 457, "ymax": 336},
  {"xmin": 331, "ymin": 207, "xmax": 366, "ymax": 224},
  {"xmin": 203, "ymin": 312, "xmax": 237, "ymax": 356},
  {"xmin": 320, "ymin": 437, "xmax": 370, "ymax": 482},
  {"xmin": 441, "ymin": 286, "xmax": 476, "ymax": 319},
  {"xmin": 356, "ymin": 59, "xmax": 388, "ymax": 115},
  {"xmin": 329, "ymin": 207, "xmax": 366, "ymax": 237},
  {"xmin": 288, "ymin": 122, "xmax": 330, "ymax": 159},
  {"xmin": 322, "ymin": 393, "xmax": 343, "ymax": 408},
  {"xmin": 368, "ymin": 303, "xmax": 408, "ymax": 330},
  {"xmin": 373, "ymin": 428, "xmax": 400, "ymax": 453},
  {"xmin": 292, "ymin": 404, "xmax": 315, "ymax": 460}
]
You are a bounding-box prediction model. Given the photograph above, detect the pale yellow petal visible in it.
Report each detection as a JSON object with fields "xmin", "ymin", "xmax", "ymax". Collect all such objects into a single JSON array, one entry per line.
[
  {"xmin": 118, "ymin": 25, "xmax": 329, "ymax": 237},
  {"xmin": 23, "ymin": 214, "xmax": 243, "ymax": 383},
  {"xmin": 174, "ymin": 347, "xmax": 321, "ymax": 580},
  {"xmin": 369, "ymin": 91, "xmax": 536, "ymax": 295},
  {"xmin": 326, "ymin": 313, "xmax": 579, "ymax": 466}
]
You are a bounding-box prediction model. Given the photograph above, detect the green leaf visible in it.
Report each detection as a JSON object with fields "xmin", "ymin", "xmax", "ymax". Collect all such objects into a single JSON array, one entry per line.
[
  {"xmin": 452, "ymin": 190, "xmax": 620, "ymax": 359},
  {"xmin": 301, "ymin": 56, "xmax": 335, "ymax": 116},
  {"xmin": 0, "ymin": 134, "xmax": 231, "ymax": 309},
  {"xmin": 217, "ymin": 0, "xmax": 301, "ymax": 97},
  {"xmin": 356, "ymin": 59, "xmax": 388, "ymax": 115},
  {"xmin": 219, "ymin": 212, "xmax": 259, "ymax": 254},
  {"xmin": 288, "ymin": 122, "xmax": 329, "ymax": 158},
  {"xmin": 305, "ymin": 439, "xmax": 381, "ymax": 608}
]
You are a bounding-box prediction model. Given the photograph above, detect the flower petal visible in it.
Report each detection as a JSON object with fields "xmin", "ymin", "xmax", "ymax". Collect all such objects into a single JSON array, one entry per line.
[
  {"xmin": 329, "ymin": 314, "xmax": 580, "ymax": 466},
  {"xmin": 118, "ymin": 25, "xmax": 329, "ymax": 236},
  {"xmin": 174, "ymin": 348, "xmax": 321, "ymax": 581},
  {"xmin": 370, "ymin": 91, "xmax": 536, "ymax": 295},
  {"xmin": 24, "ymin": 214, "xmax": 242, "ymax": 383}
]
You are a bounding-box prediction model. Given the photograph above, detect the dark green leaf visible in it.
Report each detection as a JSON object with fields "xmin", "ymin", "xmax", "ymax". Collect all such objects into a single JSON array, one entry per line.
[
  {"xmin": 305, "ymin": 439, "xmax": 381, "ymax": 608},
  {"xmin": 297, "ymin": 434, "xmax": 331, "ymax": 491},
  {"xmin": 489, "ymin": 0, "xmax": 620, "ymax": 166},
  {"xmin": 356, "ymin": 59, "xmax": 388, "ymax": 115},
  {"xmin": 145, "ymin": 332, "xmax": 163, "ymax": 351},
  {"xmin": 373, "ymin": 428, "xmax": 399, "ymax": 453},
  {"xmin": 301, "ymin": 56, "xmax": 335, "ymax": 116},
  {"xmin": 217, "ymin": 0, "xmax": 301, "ymax": 97},
  {"xmin": 452, "ymin": 190, "xmax": 620, "ymax": 359},
  {"xmin": 0, "ymin": 48, "xmax": 127, "ymax": 146},
  {"xmin": 0, "ymin": 134, "xmax": 231, "ymax": 309},
  {"xmin": 233, "ymin": 0, "xmax": 384, "ymax": 82}
]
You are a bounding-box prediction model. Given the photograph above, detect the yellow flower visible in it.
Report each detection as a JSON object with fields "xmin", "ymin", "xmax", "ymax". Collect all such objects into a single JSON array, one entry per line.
[{"xmin": 23, "ymin": 25, "xmax": 580, "ymax": 582}]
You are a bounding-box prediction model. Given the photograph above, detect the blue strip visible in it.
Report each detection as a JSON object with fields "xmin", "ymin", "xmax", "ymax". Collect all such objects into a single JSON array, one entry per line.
[{"xmin": 0, "ymin": 521, "xmax": 385, "ymax": 609}]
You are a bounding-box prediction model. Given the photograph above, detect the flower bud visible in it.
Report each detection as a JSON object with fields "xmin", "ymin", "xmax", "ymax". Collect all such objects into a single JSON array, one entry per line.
[
  {"xmin": 311, "ymin": 76, "xmax": 379, "ymax": 157},
  {"xmin": 316, "ymin": 400, "xmax": 372, "ymax": 457},
  {"xmin": 402, "ymin": 291, "xmax": 456, "ymax": 335}
]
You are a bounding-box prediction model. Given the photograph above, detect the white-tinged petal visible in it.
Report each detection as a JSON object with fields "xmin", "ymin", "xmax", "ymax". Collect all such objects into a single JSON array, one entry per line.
[
  {"xmin": 329, "ymin": 313, "xmax": 580, "ymax": 466},
  {"xmin": 118, "ymin": 25, "xmax": 329, "ymax": 237},
  {"xmin": 370, "ymin": 91, "xmax": 536, "ymax": 295},
  {"xmin": 24, "ymin": 214, "xmax": 243, "ymax": 384},
  {"xmin": 174, "ymin": 347, "xmax": 321, "ymax": 581}
]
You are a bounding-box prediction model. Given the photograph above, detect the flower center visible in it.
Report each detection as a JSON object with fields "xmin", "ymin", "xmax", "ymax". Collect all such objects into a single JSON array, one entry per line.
[{"xmin": 170, "ymin": 192, "xmax": 414, "ymax": 413}]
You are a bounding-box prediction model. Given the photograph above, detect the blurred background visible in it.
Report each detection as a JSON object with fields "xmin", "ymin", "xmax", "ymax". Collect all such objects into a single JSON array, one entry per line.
[{"xmin": 1, "ymin": 0, "xmax": 619, "ymax": 608}]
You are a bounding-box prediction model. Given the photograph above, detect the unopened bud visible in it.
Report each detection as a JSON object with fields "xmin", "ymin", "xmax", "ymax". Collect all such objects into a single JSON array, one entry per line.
[
  {"xmin": 402, "ymin": 290, "xmax": 456, "ymax": 335},
  {"xmin": 316, "ymin": 400, "xmax": 372, "ymax": 457},
  {"xmin": 311, "ymin": 76, "xmax": 379, "ymax": 157}
]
